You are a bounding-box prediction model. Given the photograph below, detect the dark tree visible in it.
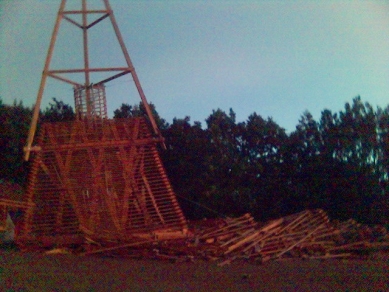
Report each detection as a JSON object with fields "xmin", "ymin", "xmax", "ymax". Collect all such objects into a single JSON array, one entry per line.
[
  {"xmin": 204, "ymin": 108, "xmax": 248, "ymax": 216},
  {"xmin": 161, "ymin": 117, "xmax": 214, "ymax": 219},
  {"xmin": 40, "ymin": 98, "xmax": 75, "ymax": 123},
  {"xmin": 0, "ymin": 99, "xmax": 32, "ymax": 185},
  {"xmin": 114, "ymin": 102, "xmax": 168, "ymax": 130},
  {"xmin": 1, "ymin": 95, "xmax": 384, "ymax": 223},
  {"xmin": 242, "ymin": 113, "xmax": 289, "ymax": 220}
]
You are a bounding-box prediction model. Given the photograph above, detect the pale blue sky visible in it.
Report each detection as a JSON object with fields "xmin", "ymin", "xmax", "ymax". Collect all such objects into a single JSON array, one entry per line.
[{"xmin": 1, "ymin": 0, "xmax": 388, "ymax": 132}]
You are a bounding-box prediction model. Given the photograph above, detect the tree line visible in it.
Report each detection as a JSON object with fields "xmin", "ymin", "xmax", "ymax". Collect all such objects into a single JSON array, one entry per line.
[{"xmin": 1, "ymin": 96, "xmax": 388, "ymax": 224}]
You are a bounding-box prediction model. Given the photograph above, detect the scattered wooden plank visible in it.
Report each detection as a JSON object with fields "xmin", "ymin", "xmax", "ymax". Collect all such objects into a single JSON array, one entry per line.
[
  {"xmin": 16, "ymin": 208, "xmax": 388, "ymax": 263},
  {"xmin": 224, "ymin": 230, "xmax": 260, "ymax": 254},
  {"xmin": 81, "ymin": 239, "xmax": 157, "ymax": 255}
]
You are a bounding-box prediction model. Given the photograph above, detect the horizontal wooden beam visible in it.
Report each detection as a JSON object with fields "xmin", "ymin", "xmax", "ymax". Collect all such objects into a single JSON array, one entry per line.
[{"xmin": 40, "ymin": 137, "xmax": 164, "ymax": 151}]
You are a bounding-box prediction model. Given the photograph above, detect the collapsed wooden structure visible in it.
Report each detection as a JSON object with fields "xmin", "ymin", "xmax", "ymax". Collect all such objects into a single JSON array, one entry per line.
[
  {"xmin": 80, "ymin": 209, "xmax": 388, "ymax": 264},
  {"xmin": 2, "ymin": 1, "xmax": 387, "ymax": 259},
  {"xmin": 0, "ymin": 0, "xmax": 188, "ymax": 247},
  {"xmin": 16, "ymin": 118, "xmax": 187, "ymax": 247}
]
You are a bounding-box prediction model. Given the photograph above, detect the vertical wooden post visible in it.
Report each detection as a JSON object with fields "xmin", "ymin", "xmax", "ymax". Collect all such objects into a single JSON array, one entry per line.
[
  {"xmin": 102, "ymin": 0, "xmax": 162, "ymax": 140},
  {"xmin": 82, "ymin": 0, "xmax": 92, "ymax": 119},
  {"xmin": 24, "ymin": 0, "xmax": 67, "ymax": 161}
]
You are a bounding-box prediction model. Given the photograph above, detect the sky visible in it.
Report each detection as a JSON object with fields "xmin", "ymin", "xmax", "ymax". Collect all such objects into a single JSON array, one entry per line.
[{"xmin": 1, "ymin": 0, "xmax": 389, "ymax": 132}]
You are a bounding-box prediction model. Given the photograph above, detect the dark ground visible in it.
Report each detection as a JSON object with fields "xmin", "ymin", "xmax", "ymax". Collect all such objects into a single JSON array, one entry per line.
[{"xmin": 0, "ymin": 249, "xmax": 388, "ymax": 291}]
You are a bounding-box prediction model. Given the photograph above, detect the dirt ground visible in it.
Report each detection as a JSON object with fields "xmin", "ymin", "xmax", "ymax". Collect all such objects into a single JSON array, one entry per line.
[{"xmin": 0, "ymin": 250, "xmax": 388, "ymax": 291}]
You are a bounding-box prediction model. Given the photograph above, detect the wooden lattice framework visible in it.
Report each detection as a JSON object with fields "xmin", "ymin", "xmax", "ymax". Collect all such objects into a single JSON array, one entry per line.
[
  {"xmin": 74, "ymin": 84, "xmax": 108, "ymax": 119},
  {"xmin": 24, "ymin": 0, "xmax": 164, "ymax": 161},
  {"xmin": 18, "ymin": 118, "xmax": 186, "ymax": 246},
  {"xmin": 16, "ymin": 0, "xmax": 188, "ymax": 247}
]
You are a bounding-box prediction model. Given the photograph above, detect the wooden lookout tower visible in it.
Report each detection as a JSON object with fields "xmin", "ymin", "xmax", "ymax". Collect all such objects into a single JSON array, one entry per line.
[{"xmin": 17, "ymin": 0, "xmax": 187, "ymax": 247}]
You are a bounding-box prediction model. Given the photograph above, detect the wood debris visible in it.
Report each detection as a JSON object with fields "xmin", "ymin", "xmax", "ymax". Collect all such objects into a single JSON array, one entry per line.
[
  {"xmin": 194, "ymin": 209, "xmax": 389, "ymax": 265},
  {"xmin": 6, "ymin": 209, "xmax": 389, "ymax": 264},
  {"xmin": 143, "ymin": 209, "xmax": 389, "ymax": 264}
]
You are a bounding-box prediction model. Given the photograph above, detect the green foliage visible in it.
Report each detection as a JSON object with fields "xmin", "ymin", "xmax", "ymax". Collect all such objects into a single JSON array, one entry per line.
[
  {"xmin": 0, "ymin": 99, "xmax": 32, "ymax": 185},
  {"xmin": 160, "ymin": 97, "xmax": 388, "ymax": 223},
  {"xmin": 40, "ymin": 98, "xmax": 75, "ymax": 122},
  {"xmin": 114, "ymin": 102, "xmax": 168, "ymax": 130},
  {"xmin": 0, "ymin": 97, "xmax": 75, "ymax": 185},
  {"xmin": 241, "ymin": 113, "xmax": 289, "ymax": 220},
  {"xmin": 286, "ymin": 97, "xmax": 388, "ymax": 223},
  {"xmin": 1, "ymin": 96, "xmax": 388, "ymax": 224},
  {"xmin": 161, "ymin": 117, "xmax": 214, "ymax": 219}
]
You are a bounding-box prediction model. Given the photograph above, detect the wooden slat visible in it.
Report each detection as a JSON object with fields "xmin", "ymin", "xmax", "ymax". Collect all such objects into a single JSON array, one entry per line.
[{"xmin": 17, "ymin": 117, "xmax": 187, "ymax": 247}]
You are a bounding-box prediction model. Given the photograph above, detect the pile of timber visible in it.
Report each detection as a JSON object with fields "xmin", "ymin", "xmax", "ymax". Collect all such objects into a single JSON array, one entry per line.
[
  {"xmin": 195, "ymin": 209, "xmax": 389, "ymax": 265},
  {"xmin": 77, "ymin": 209, "xmax": 389, "ymax": 264}
]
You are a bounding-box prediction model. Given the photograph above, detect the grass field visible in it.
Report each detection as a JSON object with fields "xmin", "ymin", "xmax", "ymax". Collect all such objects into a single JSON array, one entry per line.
[{"xmin": 1, "ymin": 250, "xmax": 388, "ymax": 291}]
